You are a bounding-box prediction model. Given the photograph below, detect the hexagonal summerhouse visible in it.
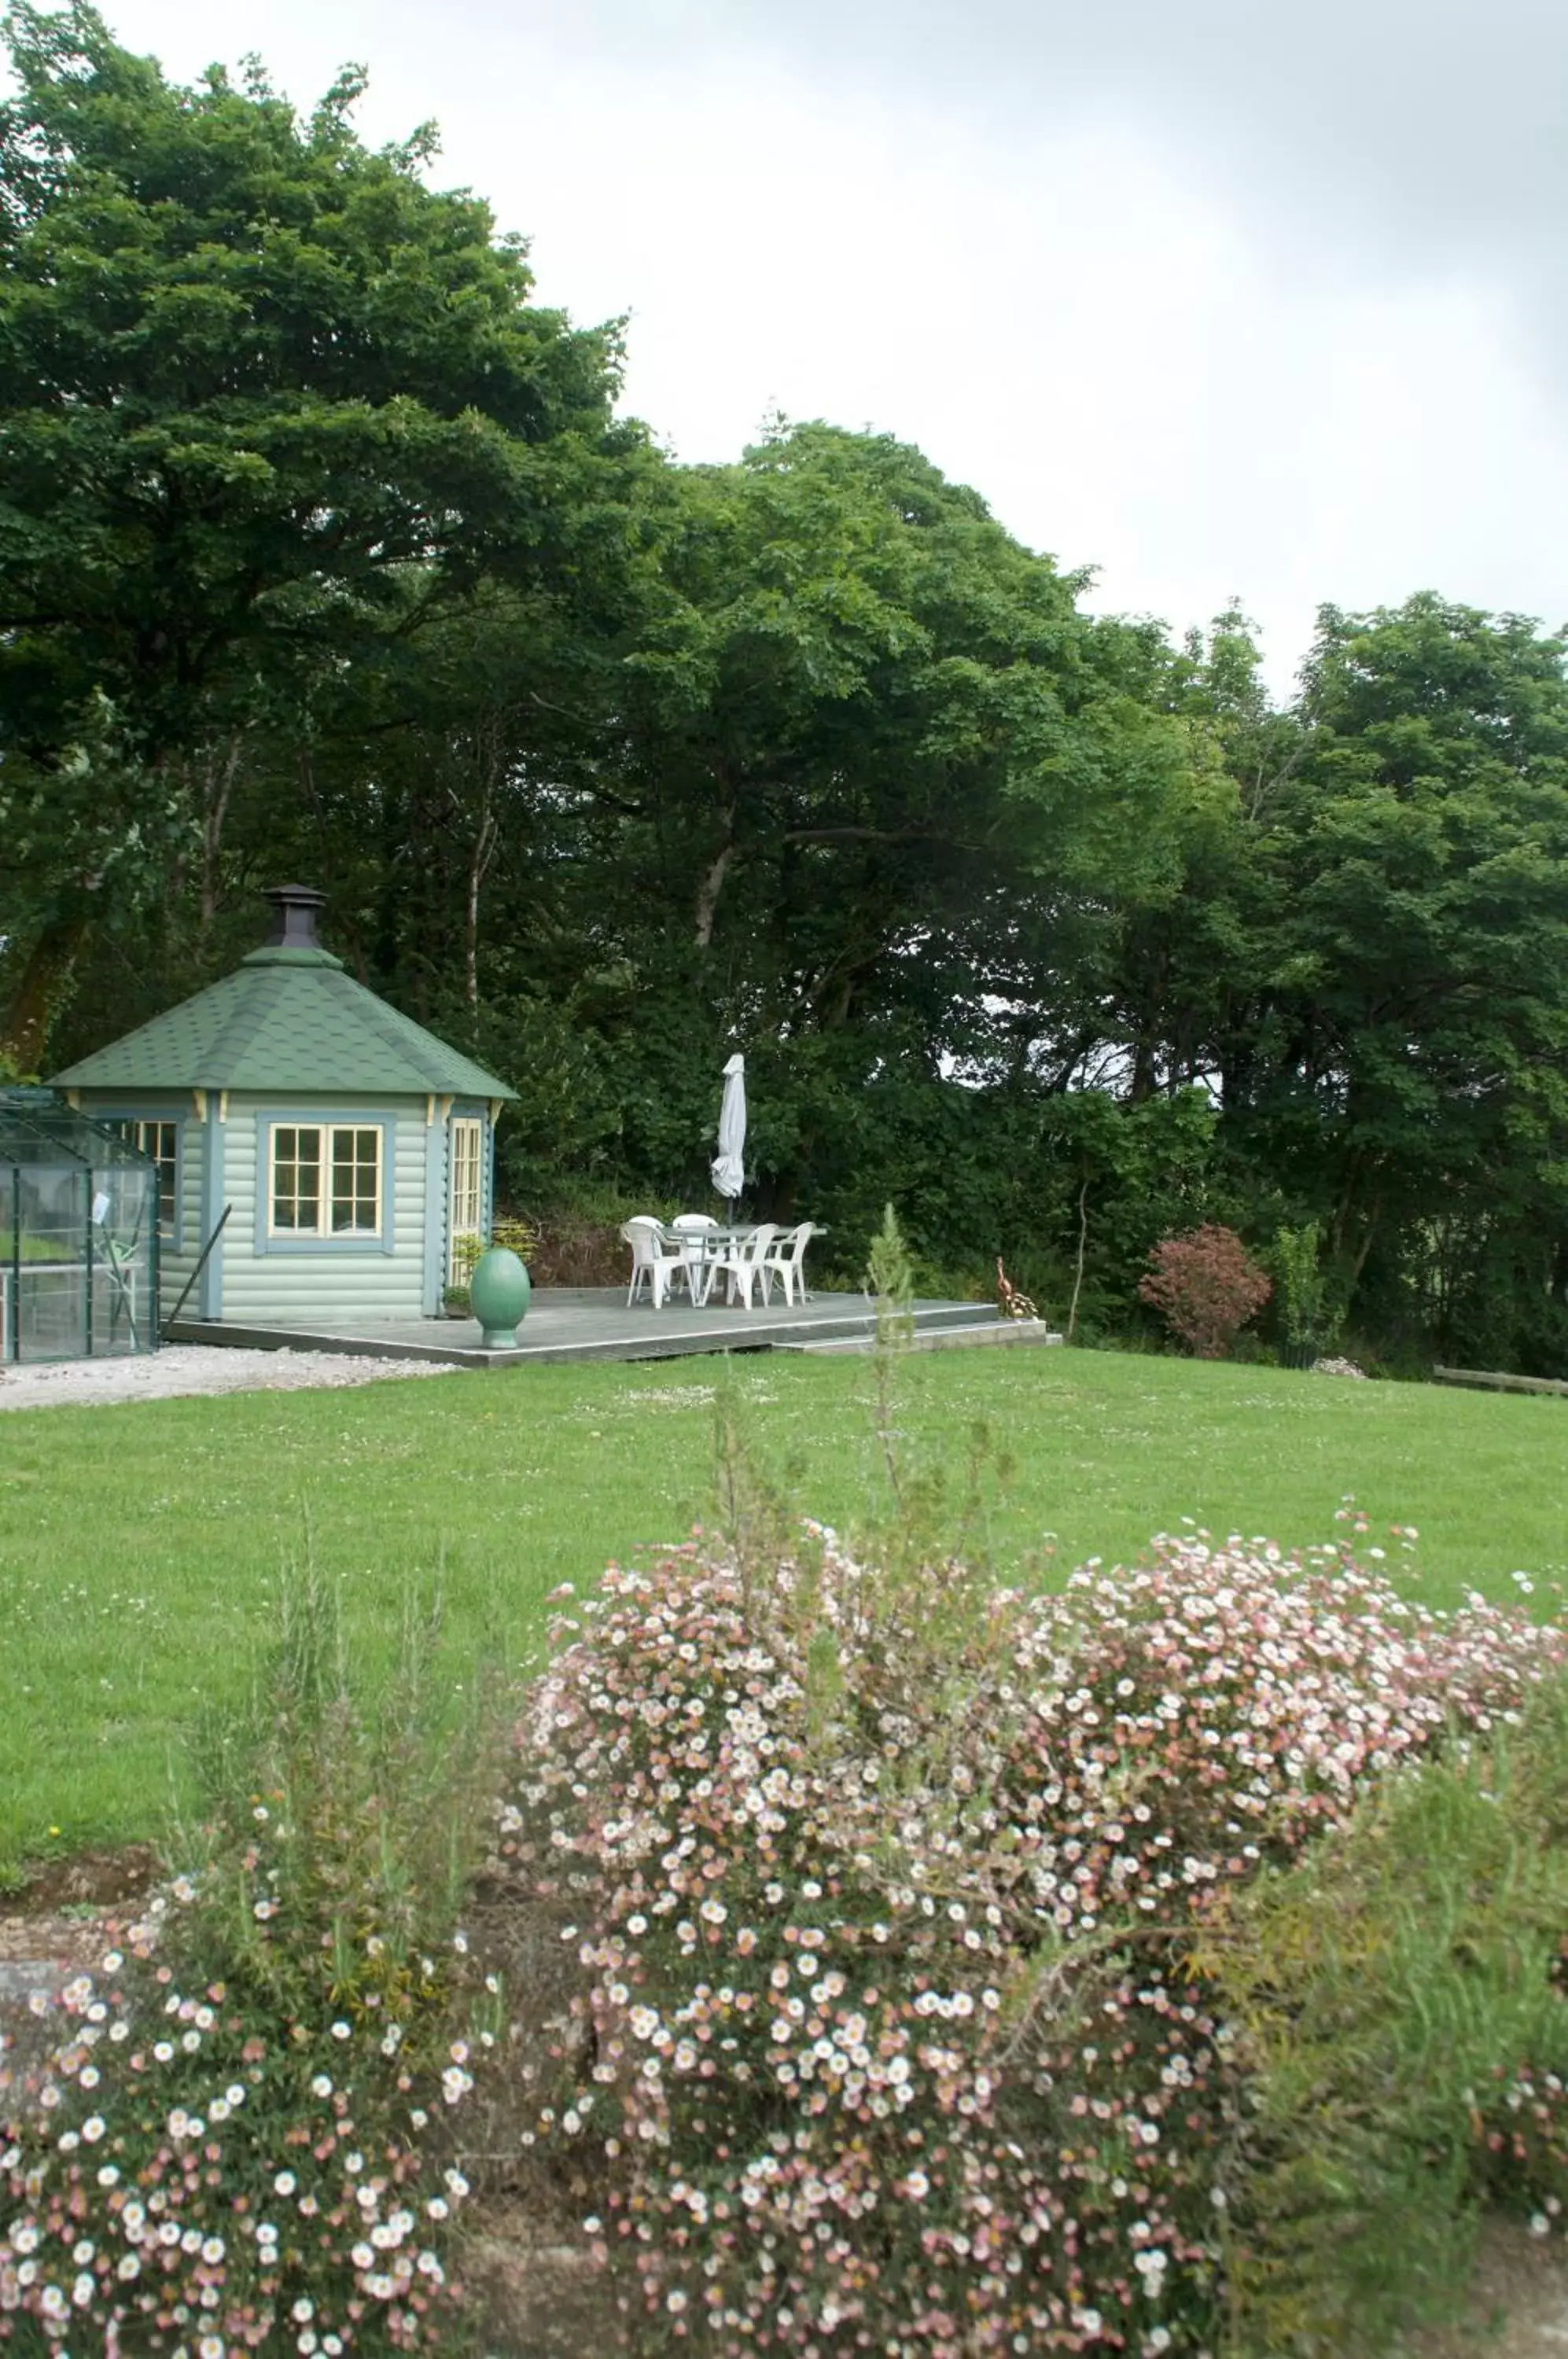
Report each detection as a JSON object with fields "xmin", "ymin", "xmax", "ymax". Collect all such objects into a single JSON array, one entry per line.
[{"xmin": 51, "ymin": 888, "xmax": 517, "ymax": 1330}]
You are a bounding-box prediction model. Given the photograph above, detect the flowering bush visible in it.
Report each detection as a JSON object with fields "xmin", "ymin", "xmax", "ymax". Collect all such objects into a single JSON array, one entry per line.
[
  {"xmin": 0, "ymin": 1920, "xmax": 482, "ymax": 2352},
  {"xmin": 1139, "ymin": 1227, "xmax": 1272, "ymax": 1360},
  {"xmin": 506, "ymin": 1519, "xmax": 1568, "ymax": 2354},
  {"xmin": 1478, "ymin": 2065, "xmax": 1568, "ymax": 2236},
  {"xmin": 0, "ymin": 1566, "xmax": 505, "ymax": 2353}
]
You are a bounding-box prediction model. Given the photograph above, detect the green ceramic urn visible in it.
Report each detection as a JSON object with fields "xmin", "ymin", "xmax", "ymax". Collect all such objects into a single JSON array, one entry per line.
[{"xmin": 469, "ymin": 1246, "xmax": 531, "ymax": 1348}]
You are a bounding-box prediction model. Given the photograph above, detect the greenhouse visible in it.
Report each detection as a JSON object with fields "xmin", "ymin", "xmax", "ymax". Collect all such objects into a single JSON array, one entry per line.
[{"xmin": 1, "ymin": 1089, "xmax": 159, "ymax": 1364}]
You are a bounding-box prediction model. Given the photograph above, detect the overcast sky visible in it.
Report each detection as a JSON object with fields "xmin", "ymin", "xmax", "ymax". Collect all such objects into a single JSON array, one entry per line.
[{"xmin": 86, "ymin": 0, "xmax": 1568, "ymax": 689}]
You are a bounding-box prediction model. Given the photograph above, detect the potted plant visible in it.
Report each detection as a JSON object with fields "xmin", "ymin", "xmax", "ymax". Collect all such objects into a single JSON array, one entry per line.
[{"xmin": 444, "ymin": 1231, "xmax": 484, "ymax": 1317}]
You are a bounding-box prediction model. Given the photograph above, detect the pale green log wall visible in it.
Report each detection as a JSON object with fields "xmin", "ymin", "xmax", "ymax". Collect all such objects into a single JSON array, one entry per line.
[
  {"xmin": 72, "ymin": 1090, "xmax": 490, "ymax": 1329},
  {"xmin": 217, "ymin": 1094, "xmax": 429, "ymax": 1326}
]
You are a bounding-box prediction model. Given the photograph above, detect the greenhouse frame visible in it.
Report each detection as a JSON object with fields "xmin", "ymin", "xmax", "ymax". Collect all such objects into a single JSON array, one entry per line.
[{"xmin": 1, "ymin": 1088, "xmax": 160, "ymax": 1364}]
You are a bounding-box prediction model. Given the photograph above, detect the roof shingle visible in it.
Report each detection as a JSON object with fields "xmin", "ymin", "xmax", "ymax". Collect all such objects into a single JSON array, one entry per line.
[{"xmin": 52, "ymin": 948, "xmax": 518, "ymax": 1100}]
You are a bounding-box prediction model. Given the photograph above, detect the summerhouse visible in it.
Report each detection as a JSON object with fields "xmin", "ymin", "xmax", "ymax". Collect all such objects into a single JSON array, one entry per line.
[{"xmin": 50, "ymin": 887, "xmax": 517, "ymax": 1329}]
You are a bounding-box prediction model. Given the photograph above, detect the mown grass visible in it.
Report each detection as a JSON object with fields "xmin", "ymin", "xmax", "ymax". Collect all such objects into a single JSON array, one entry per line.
[{"xmin": 1, "ymin": 1344, "xmax": 1566, "ymax": 1871}]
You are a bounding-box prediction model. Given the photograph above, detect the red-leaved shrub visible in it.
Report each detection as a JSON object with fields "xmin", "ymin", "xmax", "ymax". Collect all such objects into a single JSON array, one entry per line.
[{"xmin": 1139, "ymin": 1224, "xmax": 1272, "ymax": 1358}]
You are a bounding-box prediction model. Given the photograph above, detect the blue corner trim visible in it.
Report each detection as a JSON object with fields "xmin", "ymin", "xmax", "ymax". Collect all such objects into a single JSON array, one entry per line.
[
  {"xmin": 422, "ymin": 1113, "xmax": 445, "ymax": 1315},
  {"xmin": 201, "ymin": 1106, "xmax": 225, "ymax": 1317}
]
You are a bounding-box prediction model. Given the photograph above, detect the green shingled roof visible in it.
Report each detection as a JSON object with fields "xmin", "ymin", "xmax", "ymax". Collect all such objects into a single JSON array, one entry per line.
[{"xmin": 52, "ymin": 948, "xmax": 518, "ymax": 1100}]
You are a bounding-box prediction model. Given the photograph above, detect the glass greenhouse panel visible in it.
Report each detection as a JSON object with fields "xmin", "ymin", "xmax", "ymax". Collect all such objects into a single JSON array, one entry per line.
[{"xmin": 2, "ymin": 1091, "xmax": 159, "ymax": 1363}]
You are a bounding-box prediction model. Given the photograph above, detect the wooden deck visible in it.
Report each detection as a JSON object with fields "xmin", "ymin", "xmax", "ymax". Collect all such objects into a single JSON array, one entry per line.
[{"xmin": 164, "ymin": 1286, "xmax": 1021, "ymax": 1369}]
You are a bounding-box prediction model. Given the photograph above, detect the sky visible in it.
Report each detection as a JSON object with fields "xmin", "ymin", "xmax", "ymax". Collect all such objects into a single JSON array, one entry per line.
[{"xmin": 78, "ymin": 0, "xmax": 1568, "ymax": 690}]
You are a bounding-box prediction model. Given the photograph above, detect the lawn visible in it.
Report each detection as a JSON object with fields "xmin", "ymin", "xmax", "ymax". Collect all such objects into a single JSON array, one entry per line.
[{"xmin": 2, "ymin": 1345, "xmax": 1566, "ymax": 1872}]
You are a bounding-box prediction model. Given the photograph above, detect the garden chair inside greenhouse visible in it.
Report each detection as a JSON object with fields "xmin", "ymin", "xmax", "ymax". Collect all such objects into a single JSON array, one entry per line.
[{"xmin": 91, "ymin": 1187, "xmax": 142, "ymax": 1351}]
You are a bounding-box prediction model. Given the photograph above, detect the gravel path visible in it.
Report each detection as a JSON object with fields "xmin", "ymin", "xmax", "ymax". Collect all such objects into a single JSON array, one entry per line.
[{"xmin": 0, "ymin": 1342, "xmax": 462, "ymax": 1411}]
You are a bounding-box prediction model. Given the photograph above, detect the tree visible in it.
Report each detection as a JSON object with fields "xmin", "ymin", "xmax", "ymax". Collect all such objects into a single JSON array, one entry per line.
[
  {"xmin": 525, "ymin": 421, "xmax": 1224, "ymax": 1209},
  {"xmin": 0, "ymin": 3, "xmax": 632, "ymax": 1062},
  {"xmin": 1257, "ymin": 596, "xmax": 1568, "ymax": 1363}
]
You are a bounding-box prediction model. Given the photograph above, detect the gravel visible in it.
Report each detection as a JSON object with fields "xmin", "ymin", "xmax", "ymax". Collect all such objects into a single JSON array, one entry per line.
[{"xmin": 0, "ymin": 1343, "xmax": 462, "ymax": 1411}]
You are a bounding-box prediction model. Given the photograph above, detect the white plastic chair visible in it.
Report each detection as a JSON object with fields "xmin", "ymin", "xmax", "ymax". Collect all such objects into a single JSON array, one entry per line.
[
  {"xmin": 620, "ymin": 1216, "xmax": 684, "ymax": 1309},
  {"xmin": 760, "ymin": 1221, "xmax": 816, "ymax": 1308},
  {"xmin": 718, "ymin": 1223, "xmax": 778, "ymax": 1310},
  {"xmin": 669, "ymin": 1212, "xmax": 721, "ymax": 1305}
]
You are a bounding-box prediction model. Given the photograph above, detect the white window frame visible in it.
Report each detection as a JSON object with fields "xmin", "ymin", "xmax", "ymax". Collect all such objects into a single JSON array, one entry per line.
[
  {"xmin": 448, "ymin": 1116, "xmax": 485, "ymax": 1283},
  {"xmin": 109, "ymin": 1116, "xmax": 182, "ymax": 1246},
  {"xmin": 256, "ymin": 1114, "xmax": 394, "ymax": 1256}
]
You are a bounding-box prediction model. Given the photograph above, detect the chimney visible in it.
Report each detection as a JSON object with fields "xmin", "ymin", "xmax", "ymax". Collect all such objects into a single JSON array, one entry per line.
[{"xmin": 264, "ymin": 885, "xmax": 327, "ymax": 951}]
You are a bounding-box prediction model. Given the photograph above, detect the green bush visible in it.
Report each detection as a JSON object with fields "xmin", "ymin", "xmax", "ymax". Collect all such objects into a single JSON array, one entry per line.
[
  {"xmin": 1270, "ymin": 1222, "xmax": 1341, "ymax": 1364},
  {"xmin": 1194, "ymin": 1673, "xmax": 1568, "ymax": 2356}
]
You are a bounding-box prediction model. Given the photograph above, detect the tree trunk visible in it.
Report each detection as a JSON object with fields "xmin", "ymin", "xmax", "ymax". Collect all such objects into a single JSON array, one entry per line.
[
  {"xmin": 452, "ymin": 714, "xmax": 504, "ymax": 1014},
  {"xmin": 198, "ymin": 739, "xmax": 242, "ymax": 949},
  {"xmin": 466, "ymin": 803, "xmax": 499, "ymax": 1011},
  {"xmin": 1066, "ymin": 1178, "xmax": 1090, "ymax": 1341},
  {"xmin": 694, "ymin": 767, "xmax": 738, "ymax": 948},
  {"xmin": 0, "ymin": 916, "xmax": 92, "ymax": 1075}
]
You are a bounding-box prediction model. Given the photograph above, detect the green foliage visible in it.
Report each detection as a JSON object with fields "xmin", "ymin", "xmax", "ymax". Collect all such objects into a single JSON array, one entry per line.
[
  {"xmin": 863, "ymin": 1198, "xmax": 914, "ymax": 1349},
  {"xmin": 449, "ymin": 1234, "xmax": 484, "ymax": 1286},
  {"xmin": 4, "ymin": 2, "xmax": 1568, "ymax": 1376},
  {"xmin": 0, "ymin": 1, "xmax": 634, "ymax": 1058},
  {"xmin": 849, "ymin": 1198, "xmax": 1019, "ymax": 1587},
  {"xmin": 0, "ymin": 2, "xmax": 620, "ymax": 741},
  {"xmin": 183, "ymin": 1551, "xmax": 506, "ymax": 2041},
  {"xmin": 1195, "ymin": 1676, "xmax": 1568, "ymax": 2356},
  {"xmin": 488, "ymin": 1215, "xmax": 539, "ymax": 1262},
  {"xmin": 1271, "ymin": 1220, "xmax": 1337, "ymax": 1355},
  {"xmin": 1201, "ymin": 597, "xmax": 1568, "ymax": 1374}
]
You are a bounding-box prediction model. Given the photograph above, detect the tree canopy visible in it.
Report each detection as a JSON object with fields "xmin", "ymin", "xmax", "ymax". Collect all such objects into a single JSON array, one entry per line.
[
  {"xmin": 5, "ymin": 10, "xmax": 1568, "ymax": 1374},
  {"xmin": 0, "ymin": 0, "xmax": 639, "ymax": 1060}
]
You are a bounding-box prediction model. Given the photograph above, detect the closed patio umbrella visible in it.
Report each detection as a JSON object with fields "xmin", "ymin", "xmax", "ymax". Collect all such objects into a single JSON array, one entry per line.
[{"xmin": 710, "ymin": 1052, "xmax": 746, "ymax": 1201}]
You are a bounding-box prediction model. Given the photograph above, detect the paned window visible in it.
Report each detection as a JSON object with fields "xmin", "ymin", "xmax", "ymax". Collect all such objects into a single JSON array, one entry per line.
[
  {"xmin": 448, "ymin": 1117, "xmax": 484, "ymax": 1282},
  {"xmin": 113, "ymin": 1120, "xmax": 179, "ymax": 1236},
  {"xmin": 269, "ymin": 1124, "xmax": 381, "ymax": 1238},
  {"xmin": 330, "ymin": 1127, "xmax": 380, "ymax": 1234}
]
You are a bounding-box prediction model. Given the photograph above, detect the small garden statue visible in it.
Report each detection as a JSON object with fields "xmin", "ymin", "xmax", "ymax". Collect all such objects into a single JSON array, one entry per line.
[{"xmin": 996, "ymin": 1257, "xmax": 1038, "ymax": 1320}]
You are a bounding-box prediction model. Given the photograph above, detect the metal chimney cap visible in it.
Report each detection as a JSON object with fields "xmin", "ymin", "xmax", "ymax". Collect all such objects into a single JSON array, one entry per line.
[{"xmin": 263, "ymin": 885, "xmax": 327, "ymax": 949}]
